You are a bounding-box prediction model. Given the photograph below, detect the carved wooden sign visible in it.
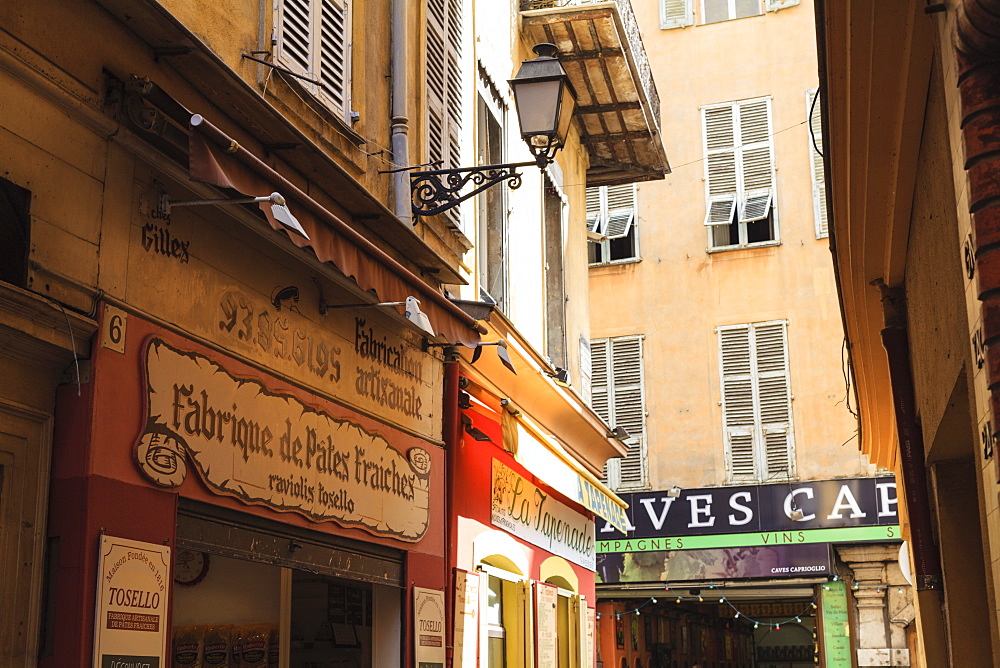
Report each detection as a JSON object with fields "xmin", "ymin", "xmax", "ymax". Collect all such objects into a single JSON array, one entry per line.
[{"xmin": 134, "ymin": 337, "xmax": 432, "ymax": 542}]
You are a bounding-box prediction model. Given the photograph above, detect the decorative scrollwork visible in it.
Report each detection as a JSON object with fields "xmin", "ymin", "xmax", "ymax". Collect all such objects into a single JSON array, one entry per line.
[{"xmin": 410, "ymin": 160, "xmax": 538, "ymax": 217}]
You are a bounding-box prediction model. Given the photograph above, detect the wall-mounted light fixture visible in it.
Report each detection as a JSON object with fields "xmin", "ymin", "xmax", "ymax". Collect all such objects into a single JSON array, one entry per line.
[
  {"xmin": 666, "ymin": 485, "xmax": 682, "ymax": 499},
  {"xmin": 407, "ymin": 44, "xmax": 576, "ymax": 217},
  {"xmin": 320, "ymin": 295, "xmax": 436, "ymax": 338},
  {"xmin": 471, "ymin": 339, "xmax": 516, "ymax": 374},
  {"xmin": 608, "ymin": 426, "xmax": 631, "ymax": 442},
  {"xmin": 271, "ymin": 285, "xmax": 300, "ymax": 310},
  {"xmin": 164, "ymin": 191, "xmax": 309, "ymax": 240},
  {"xmin": 548, "ymin": 366, "xmax": 571, "ymax": 386}
]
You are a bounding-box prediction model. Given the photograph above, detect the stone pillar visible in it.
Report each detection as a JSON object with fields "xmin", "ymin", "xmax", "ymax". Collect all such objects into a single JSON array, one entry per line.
[{"xmin": 837, "ymin": 544, "xmax": 913, "ymax": 667}]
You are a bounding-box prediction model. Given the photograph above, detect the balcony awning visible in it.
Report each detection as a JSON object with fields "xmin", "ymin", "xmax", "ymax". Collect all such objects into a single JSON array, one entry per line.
[
  {"xmin": 521, "ymin": 0, "xmax": 670, "ymax": 187},
  {"xmin": 189, "ymin": 116, "xmax": 485, "ymax": 347}
]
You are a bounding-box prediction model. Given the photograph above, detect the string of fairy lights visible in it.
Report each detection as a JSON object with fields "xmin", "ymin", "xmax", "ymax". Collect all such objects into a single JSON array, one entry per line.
[{"xmin": 596, "ymin": 576, "xmax": 908, "ymax": 630}]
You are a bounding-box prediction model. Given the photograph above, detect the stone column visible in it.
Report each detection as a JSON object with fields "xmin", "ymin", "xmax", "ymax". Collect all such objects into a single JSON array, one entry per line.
[{"xmin": 837, "ymin": 544, "xmax": 913, "ymax": 667}]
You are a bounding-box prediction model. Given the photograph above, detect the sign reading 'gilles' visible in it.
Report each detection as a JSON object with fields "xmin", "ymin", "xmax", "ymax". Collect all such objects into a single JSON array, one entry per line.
[{"xmin": 133, "ymin": 337, "xmax": 432, "ymax": 542}]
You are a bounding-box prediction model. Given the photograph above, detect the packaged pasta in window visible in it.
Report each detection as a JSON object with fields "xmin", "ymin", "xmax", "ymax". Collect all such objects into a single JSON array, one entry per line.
[
  {"xmin": 202, "ymin": 625, "xmax": 231, "ymax": 666},
  {"xmin": 173, "ymin": 626, "xmax": 203, "ymax": 668},
  {"xmin": 240, "ymin": 624, "xmax": 269, "ymax": 668},
  {"xmin": 230, "ymin": 625, "xmax": 244, "ymax": 667},
  {"xmin": 266, "ymin": 625, "xmax": 279, "ymax": 667}
]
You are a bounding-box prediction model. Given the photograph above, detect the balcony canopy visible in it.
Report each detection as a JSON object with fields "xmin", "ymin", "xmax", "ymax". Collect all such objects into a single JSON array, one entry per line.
[{"xmin": 520, "ymin": 0, "xmax": 670, "ymax": 187}]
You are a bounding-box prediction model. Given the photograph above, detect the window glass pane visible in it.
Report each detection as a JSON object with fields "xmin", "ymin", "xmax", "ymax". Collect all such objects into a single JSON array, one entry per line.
[
  {"xmin": 488, "ymin": 635, "xmax": 506, "ymax": 667},
  {"xmin": 703, "ymin": 0, "xmax": 729, "ymax": 22},
  {"xmin": 735, "ymin": 0, "xmax": 761, "ymax": 17},
  {"xmin": 486, "ymin": 575, "xmax": 503, "ymax": 626}
]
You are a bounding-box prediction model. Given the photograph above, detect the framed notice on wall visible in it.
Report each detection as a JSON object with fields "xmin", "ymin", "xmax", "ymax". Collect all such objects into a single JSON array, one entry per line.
[
  {"xmin": 534, "ymin": 582, "xmax": 558, "ymax": 667},
  {"xmin": 93, "ymin": 535, "xmax": 171, "ymax": 668},
  {"xmin": 453, "ymin": 570, "xmax": 480, "ymax": 668},
  {"xmin": 414, "ymin": 587, "xmax": 445, "ymax": 668}
]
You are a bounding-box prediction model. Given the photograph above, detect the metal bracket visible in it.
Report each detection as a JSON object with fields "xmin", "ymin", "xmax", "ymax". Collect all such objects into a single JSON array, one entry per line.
[{"xmin": 410, "ymin": 159, "xmax": 542, "ymax": 217}]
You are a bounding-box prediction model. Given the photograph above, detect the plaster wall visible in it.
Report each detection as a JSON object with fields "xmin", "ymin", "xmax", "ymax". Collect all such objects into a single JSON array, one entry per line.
[{"xmin": 590, "ymin": 0, "xmax": 867, "ymax": 489}]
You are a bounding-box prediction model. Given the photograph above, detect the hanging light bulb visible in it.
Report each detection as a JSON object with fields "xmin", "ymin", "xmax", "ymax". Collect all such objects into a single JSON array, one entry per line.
[
  {"xmin": 832, "ymin": 575, "xmax": 839, "ymax": 581},
  {"xmin": 897, "ymin": 587, "xmax": 904, "ymax": 593},
  {"xmin": 698, "ymin": 595, "xmax": 704, "ymax": 602},
  {"xmin": 754, "ymin": 622, "xmax": 759, "ymax": 629},
  {"xmin": 734, "ymin": 611, "xmax": 740, "ymax": 618},
  {"xmin": 664, "ymin": 586, "xmax": 671, "ymax": 591},
  {"xmin": 795, "ymin": 617, "xmax": 802, "ymax": 623},
  {"xmin": 636, "ymin": 610, "xmax": 641, "ymax": 616},
  {"xmin": 810, "ymin": 602, "xmax": 817, "ymax": 609},
  {"xmin": 675, "ymin": 596, "xmax": 682, "ymax": 604},
  {"xmin": 822, "ymin": 585, "xmax": 830, "ymax": 590},
  {"xmin": 775, "ymin": 625, "xmax": 781, "ymax": 631},
  {"xmin": 719, "ymin": 597, "xmax": 725, "ymax": 603},
  {"xmin": 652, "ymin": 597, "xmax": 657, "ymax": 603}
]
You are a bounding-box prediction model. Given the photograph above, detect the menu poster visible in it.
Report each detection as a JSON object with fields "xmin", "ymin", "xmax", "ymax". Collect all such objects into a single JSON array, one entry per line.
[
  {"xmin": 453, "ymin": 570, "xmax": 480, "ymax": 668},
  {"xmin": 414, "ymin": 587, "xmax": 445, "ymax": 668},
  {"xmin": 534, "ymin": 582, "xmax": 558, "ymax": 667},
  {"xmin": 819, "ymin": 580, "xmax": 853, "ymax": 666},
  {"xmin": 93, "ymin": 535, "xmax": 170, "ymax": 668}
]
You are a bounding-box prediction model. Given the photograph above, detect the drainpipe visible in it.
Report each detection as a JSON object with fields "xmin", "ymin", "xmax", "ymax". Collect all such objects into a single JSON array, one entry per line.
[
  {"xmin": 957, "ymin": 0, "xmax": 1000, "ymax": 486},
  {"xmin": 391, "ymin": 0, "xmax": 412, "ymax": 225},
  {"xmin": 441, "ymin": 348, "xmax": 462, "ymax": 668},
  {"xmin": 876, "ymin": 284, "xmax": 943, "ymax": 590}
]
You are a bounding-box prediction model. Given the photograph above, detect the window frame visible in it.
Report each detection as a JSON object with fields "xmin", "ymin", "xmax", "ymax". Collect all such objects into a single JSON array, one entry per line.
[
  {"xmin": 701, "ymin": 96, "xmax": 778, "ymax": 251},
  {"xmin": 273, "ymin": 0, "xmax": 353, "ymax": 121},
  {"xmin": 716, "ymin": 320, "xmax": 796, "ymax": 483},
  {"xmin": 587, "ymin": 184, "xmax": 640, "ymax": 266},
  {"xmin": 701, "ymin": 0, "xmax": 762, "ymax": 24}
]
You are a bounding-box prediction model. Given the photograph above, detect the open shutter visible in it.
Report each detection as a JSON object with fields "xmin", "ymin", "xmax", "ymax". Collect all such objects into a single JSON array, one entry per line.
[
  {"xmin": 611, "ymin": 337, "xmax": 645, "ymax": 488},
  {"xmin": 317, "ymin": 0, "xmax": 349, "ymax": 114},
  {"xmin": 604, "ymin": 184, "xmax": 636, "ymax": 239},
  {"xmin": 766, "ymin": 0, "xmax": 800, "ymax": 11},
  {"xmin": 660, "ymin": 0, "xmax": 693, "ymax": 29},
  {"xmin": 276, "ymin": 0, "xmax": 314, "ymax": 78},
  {"xmin": 426, "ymin": 0, "xmax": 448, "ymax": 167},
  {"xmin": 704, "ymin": 104, "xmax": 738, "ymax": 226},
  {"xmin": 589, "ymin": 339, "xmax": 610, "ymax": 424},
  {"xmin": 737, "ymin": 98, "xmax": 774, "ymax": 223},
  {"xmin": 586, "ymin": 187, "xmax": 603, "ymax": 233},
  {"xmin": 808, "ymin": 89, "xmax": 829, "ymax": 238},
  {"xmin": 754, "ymin": 322, "xmax": 794, "ymax": 478},
  {"xmin": 719, "ymin": 326, "xmax": 757, "ymax": 481}
]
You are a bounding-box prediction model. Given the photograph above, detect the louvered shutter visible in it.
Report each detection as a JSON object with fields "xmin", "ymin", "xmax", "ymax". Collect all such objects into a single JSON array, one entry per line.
[
  {"xmin": 766, "ymin": 0, "xmax": 800, "ymax": 11},
  {"xmin": 590, "ymin": 338, "xmax": 610, "ymax": 424},
  {"xmin": 426, "ymin": 0, "xmax": 463, "ymax": 170},
  {"xmin": 611, "ymin": 337, "xmax": 645, "ymax": 487},
  {"xmin": 718, "ymin": 321, "xmax": 794, "ymax": 482},
  {"xmin": 703, "ymin": 105, "xmax": 738, "ymax": 226},
  {"xmin": 719, "ymin": 326, "xmax": 757, "ymax": 481},
  {"xmin": 660, "ymin": 0, "xmax": 693, "ymax": 29},
  {"xmin": 275, "ymin": 0, "xmax": 349, "ymax": 117},
  {"xmin": 586, "ymin": 187, "xmax": 603, "ymax": 233},
  {"xmin": 737, "ymin": 99, "xmax": 774, "ymax": 223},
  {"xmin": 754, "ymin": 323, "xmax": 794, "ymax": 478},
  {"xmin": 808, "ymin": 89, "xmax": 829, "ymax": 238},
  {"xmin": 604, "ymin": 184, "xmax": 636, "ymax": 239}
]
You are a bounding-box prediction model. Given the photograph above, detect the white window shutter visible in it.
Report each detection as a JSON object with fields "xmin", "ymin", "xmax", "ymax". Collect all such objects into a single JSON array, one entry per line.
[
  {"xmin": 661, "ymin": 0, "xmax": 693, "ymax": 29},
  {"xmin": 754, "ymin": 322, "xmax": 794, "ymax": 478},
  {"xmin": 737, "ymin": 98, "xmax": 774, "ymax": 222},
  {"xmin": 276, "ymin": 0, "xmax": 313, "ymax": 78},
  {"xmin": 703, "ymin": 104, "xmax": 738, "ymax": 226},
  {"xmin": 604, "ymin": 184, "xmax": 636, "ymax": 239},
  {"xmin": 718, "ymin": 321, "xmax": 794, "ymax": 482},
  {"xmin": 611, "ymin": 337, "xmax": 646, "ymax": 488},
  {"xmin": 586, "ymin": 187, "xmax": 603, "ymax": 233},
  {"xmin": 766, "ymin": 0, "xmax": 800, "ymax": 11},
  {"xmin": 808, "ymin": 89, "xmax": 829, "ymax": 238},
  {"xmin": 589, "ymin": 338, "xmax": 610, "ymax": 424},
  {"xmin": 317, "ymin": 0, "xmax": 349, "ymax": 113}
]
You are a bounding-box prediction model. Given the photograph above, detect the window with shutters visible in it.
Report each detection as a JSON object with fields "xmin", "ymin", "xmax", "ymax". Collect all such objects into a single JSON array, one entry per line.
[
  {"xmin": 700, "ymin": 0, "xmax": 797, "ymax": 24},
  {"xmin": 717, "ymin": 321, "xmax": 795, "ymax": 483},
  {"xmin": 273, "ymin": 0, "xmax": 351, "ymax": 119},
  {"xmin": 590, "ymin": 336, "xmax": 647, "ymax": 490},
  {"xmin": 425, "ymin": 0, "xmax": 464, "ymax": 173},
  {"xmin": 661, "ymin": 0, "xmax": 693, "ymax": 29},
  {"xmin": 702, "ymin": 97, "xmax": 777, "ymax": 250},
  {"xmin": 477, "ymin": 87, "xmax": 508, "ymax": 310},
  {"xmin": 807, "ymin": 89, "xmax": 828, "ymax": 239},
  {"xmin": 587, "ymin": 184, "xmax": 639, "ymax": 265}
]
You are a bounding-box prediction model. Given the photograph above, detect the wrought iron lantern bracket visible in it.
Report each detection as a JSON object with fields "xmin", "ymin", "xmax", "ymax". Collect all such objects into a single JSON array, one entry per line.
[{"xmin": 410, "ymin": 156, "xmax": 547, "ymax": 217}]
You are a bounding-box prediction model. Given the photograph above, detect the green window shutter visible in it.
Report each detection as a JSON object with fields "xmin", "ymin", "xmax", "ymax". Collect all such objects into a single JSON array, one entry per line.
[
  {"xmin": 661, "ymin": 0, "xmax": 693, "ymax": 29},
  {"xmin": 808, "ymin": 89, "xmax": 829, "ymax": 238}
]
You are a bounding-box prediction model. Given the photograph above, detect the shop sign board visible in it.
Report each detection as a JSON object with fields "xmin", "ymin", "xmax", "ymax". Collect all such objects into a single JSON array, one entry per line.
[
  {"xmin": 490, "ymin": 459, "xmax": 596, "ymax": 570},
  {"xmin": 134, "ymin": 337, "xmax": 432, "ymax": 542},
  {"xmin": 452, "ymin": 570, "xmax": 480, "ymax": 668},
  {"xmin": 534, "ymin": 582, "xmax": 558, "ymax": 668},
  {"xmin": 93, "ymin": 535, "xmax": 171, "ymax": 668},
  {"xmin": 596, "ymin": 543, "xmax": 831, "ymax": 584},
  {"xmin": 599, "ymin": 477, "xmax": 899, "ymax": 539},
  {"xmin": 819, "ymin": 579, "xmax": 853, "ymax": 666},
  {"xmin": 414, "ymin": 587, "xmax": 446, "ymax": 668}
]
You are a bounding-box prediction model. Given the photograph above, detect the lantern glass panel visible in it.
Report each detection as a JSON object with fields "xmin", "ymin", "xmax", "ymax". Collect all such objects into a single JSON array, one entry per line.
[{"xmin": 513, "ymin": 79, "xmax": 561, "ymax": 136}]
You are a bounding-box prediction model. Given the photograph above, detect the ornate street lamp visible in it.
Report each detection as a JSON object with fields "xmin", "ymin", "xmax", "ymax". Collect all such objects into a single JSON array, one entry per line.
[{"xmin": 409, "ymin": 43, "xmax": 576, "ymax": 217}]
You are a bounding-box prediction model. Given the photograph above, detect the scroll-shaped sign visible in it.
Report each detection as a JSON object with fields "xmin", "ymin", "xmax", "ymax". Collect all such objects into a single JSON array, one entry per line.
[{"xmin": 134, "ymin": 337, "xmax": 431, "ymax": 541}]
